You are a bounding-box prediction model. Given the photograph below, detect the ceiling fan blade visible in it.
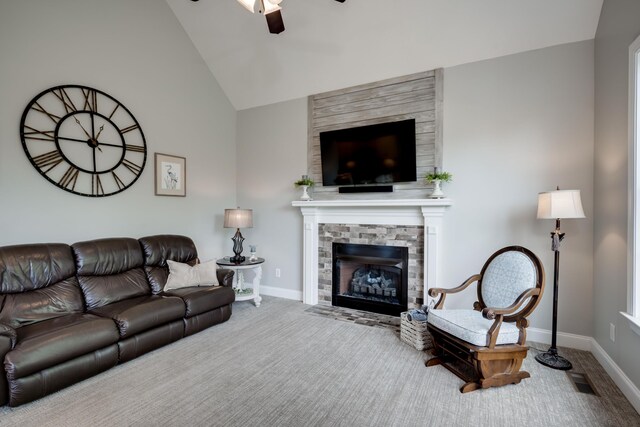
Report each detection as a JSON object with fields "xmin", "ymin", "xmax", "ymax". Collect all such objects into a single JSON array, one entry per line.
[{"xmin": 265, "ymin": 9, "xmax": 285, "ymax": 34}]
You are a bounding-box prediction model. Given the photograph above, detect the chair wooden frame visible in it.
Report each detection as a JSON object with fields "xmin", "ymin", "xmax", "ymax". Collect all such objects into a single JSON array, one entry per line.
[{"xmin": 425, "ymin": 246, "xmax": 545, "ymax": 393}]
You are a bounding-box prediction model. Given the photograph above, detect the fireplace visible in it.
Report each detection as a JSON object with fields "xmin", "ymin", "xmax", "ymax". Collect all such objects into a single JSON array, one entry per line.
[
  {"xmin": 332, "ymin": 242, "xmax": 408, "ymax": 316},
  {"xmin": 292, "ymin": 198, "xmax": 451, "ymax": 309}
]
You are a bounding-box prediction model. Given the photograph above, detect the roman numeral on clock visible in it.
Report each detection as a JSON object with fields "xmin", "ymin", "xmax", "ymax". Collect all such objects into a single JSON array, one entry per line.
[
  {"xmin": 32, "ymin": 150, "xmax": 63, "ymax": 173},
  {"xmin": 125, "ymin": 144, "xmax": 145, "ymax": 153},
  {"xmin": 32, "ymin": 102, "xmax": 61, "ymax": 124},
  {"xmin": 53, "ymin": 88, "xmax": 77, "ymax": 113},
  {"xmin": 92, "ymin": 175, "xmax": 104, "ymax": 196},
  {"xmin": 82, "ymin": 88, "xmax": 97, "ymax": 112},
  {"xmin": 112, "ymin": 171, "xmax": 126, "ymax": 190},
  {"xmin": 58, "ymin": 166, "xmax": 79, "ymax": 190},
  {"xmin": 122, "ymin": 159, "xmax": 142, "ymax": 175},
  {"xmin": 23, "ymin": 126, "xmax": 55, "ymax": 142},
  {"xmin": 120, "ymin": 124, "xmax": 139, "ymax": 134}
]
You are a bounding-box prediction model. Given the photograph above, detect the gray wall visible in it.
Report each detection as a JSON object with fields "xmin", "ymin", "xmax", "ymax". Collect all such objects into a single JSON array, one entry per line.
[
  {"xmin": 594, "ymin": 0, "xmax": 640, "ymax": 387},
  {"xmin": 443, "ymin": 40, "xmax": 594, "ymax": 336},
  {"xmin": 236, "ymin": 98, "xmax": 307, "ymax": 297},
  {"xmin": 236, "ymin": 40, "xmax": 595, "ymax": 334},
  {"xmin": 0, "ymin": 0, "xmax": 237, "ymax": 259}
]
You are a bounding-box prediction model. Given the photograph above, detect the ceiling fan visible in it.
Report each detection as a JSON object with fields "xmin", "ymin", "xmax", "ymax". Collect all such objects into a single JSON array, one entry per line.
[{"xmin": 190, "ymin": 0, "xmax": 345, "ymax": 35}]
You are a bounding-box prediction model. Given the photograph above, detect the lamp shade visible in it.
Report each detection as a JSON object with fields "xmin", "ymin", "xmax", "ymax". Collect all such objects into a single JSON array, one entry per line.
[
  {"xmin": 224, "ymin": 208, "xmax": 253, "ymax": 229},
  {"xmin": 537, "ymin": 190, "xmax": 585, "ymax": 219}
]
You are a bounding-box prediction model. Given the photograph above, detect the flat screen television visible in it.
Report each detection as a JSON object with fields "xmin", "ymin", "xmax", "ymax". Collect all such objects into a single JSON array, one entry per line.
[{"xmin": 319, "ymin": 119, "xmax": 417, "ymax": 187}]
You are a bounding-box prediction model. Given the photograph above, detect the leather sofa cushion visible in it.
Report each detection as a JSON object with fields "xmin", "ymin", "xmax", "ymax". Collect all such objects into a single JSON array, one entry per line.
[
  {"xmin": 0, "ymin": 278, "xmax": 85, "ymax": 329},
  {"xmin": 4, "ymin": 314, "xmax": 119, "ymax": 380},
  {"xmin": 164, "ymin": 286, "xmax": 235, "ymax": 317},
  {"xmin": 139, "ymin": 235, "xmax": 198, "ymax": 267},
  {"xmin": 73, "ymin": 238, "xmax": 144, "ymax": 276},
  {"xmin": 90, "ymin": 295, "xmax": 186, "ymax": 338},
  {"xmin": 139, "ymin": 235, "xmax": 198, "ymax": 294},
  {"xmin": 73, "ymin": 238, "xmax": 151, "ymax": 310},
  {"xmin": 8, "ymin": 345, "xmax": 118, "ymax": 408},
  {"xmin": 78, "ymin": 268, "xmax": 150, "ymax": 310},
  {"xmin": 0, "ymin": 243, "xmax": 85, "ymax": 329},
  {"xmin": 0, "ymin": 243, "xmax": 76, "ymax": 293}
]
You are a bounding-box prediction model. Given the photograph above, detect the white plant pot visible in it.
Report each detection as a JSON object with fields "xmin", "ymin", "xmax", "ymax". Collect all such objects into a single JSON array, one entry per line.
[
  {"xmin": 300, "ymin": 185, "xmax": 312, "ymax": 201},
  {"xmin": 429, "ymin": 180, "xmax": 445, "ymax": 198}
]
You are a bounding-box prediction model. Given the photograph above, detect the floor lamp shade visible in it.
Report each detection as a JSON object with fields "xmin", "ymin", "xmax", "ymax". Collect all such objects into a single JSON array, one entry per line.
[{"xmin": 537, "ymin": 190, "xmax": 585, "ymax": 219}]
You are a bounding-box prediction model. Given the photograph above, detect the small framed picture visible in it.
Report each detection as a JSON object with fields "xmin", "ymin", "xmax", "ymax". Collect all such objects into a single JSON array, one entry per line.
[{"xmin": 154, "ymin": 153, "xmax": 186, "ymax": 197}]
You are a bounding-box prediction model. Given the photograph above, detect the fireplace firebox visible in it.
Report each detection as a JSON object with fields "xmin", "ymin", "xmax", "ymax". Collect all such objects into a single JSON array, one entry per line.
[{"xmin": 332, "ymin": 242, "xmax": 408, "ymax": 316}]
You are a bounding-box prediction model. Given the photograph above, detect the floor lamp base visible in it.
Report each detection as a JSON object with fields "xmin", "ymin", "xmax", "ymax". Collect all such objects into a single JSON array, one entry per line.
[{"xmin": 535, "ymin": 348, "xmax": 572, "ymax": 370}]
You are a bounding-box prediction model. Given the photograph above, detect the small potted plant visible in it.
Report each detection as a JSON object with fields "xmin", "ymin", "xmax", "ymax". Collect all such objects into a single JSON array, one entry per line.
[
  {"xmin": 424, "ymin": 168, "xmax": 452, "ymax": 198},
  {"xmin": 294, "ymin": 175, "xmax": 314, "ymax": 201}
]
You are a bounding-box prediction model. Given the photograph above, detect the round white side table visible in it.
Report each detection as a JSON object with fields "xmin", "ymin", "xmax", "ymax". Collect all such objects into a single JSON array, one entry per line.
[{"xmin": 216, "ymin": 257, "xmax": 264, "ymax": 307}]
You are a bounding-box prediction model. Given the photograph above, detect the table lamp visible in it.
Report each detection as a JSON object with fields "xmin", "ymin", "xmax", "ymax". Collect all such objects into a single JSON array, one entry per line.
[
  {"xmin": 535, "ymin": 188, "xmax": 585, "ymax": 370},
  {"xmin": 224, "ymin": 208, "xmax": 253, "ymax": 263}
]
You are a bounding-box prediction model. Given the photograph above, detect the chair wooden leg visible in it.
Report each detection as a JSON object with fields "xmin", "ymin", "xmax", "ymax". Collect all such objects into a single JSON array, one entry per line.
[
  {"xmin": 460, "ymin": 382, "xmax": 481, "ymax": 393},
  {"xmin": 474, "ymin": 353, "xmax": 529, "ymax": 389},
  {"xmin": 480, "ymin": 371, "xmax": 530, "ymax": 389},
  {"xmin": 425, "ymin": 356, "xmax": 443, "ymax": 367}
]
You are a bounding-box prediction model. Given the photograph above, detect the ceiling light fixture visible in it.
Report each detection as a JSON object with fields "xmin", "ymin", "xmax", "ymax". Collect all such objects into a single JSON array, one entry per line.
[
  {"xmin": 190, "ymin": 0, "xmax": 345, "ymax": 35},
  {"xmin": 236, "ymin": 0, "xmax": 256, "ymax": 13},
  {"xmin": 235, "ymin": 0, "xmax": 281, "ymax": 15},
  {"xmin": 236, "ymin": 0, "xmax": 284, "ymax": 34}
]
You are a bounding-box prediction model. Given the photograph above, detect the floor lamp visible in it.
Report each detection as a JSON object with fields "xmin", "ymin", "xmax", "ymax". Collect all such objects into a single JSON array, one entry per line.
[{"xmin": 535, "ymin": 188, "xmax": 585, "ymax": 370}]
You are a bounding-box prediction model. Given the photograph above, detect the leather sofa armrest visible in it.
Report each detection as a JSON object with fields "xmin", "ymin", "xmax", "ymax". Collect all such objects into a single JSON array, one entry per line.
[
  {"xmin": 0, "ymin": 323, "xmax": 16, "ymax": 349},
  {"xmin": 0, "ymin": 323, "xmax": 14, "ymax": 406},
  {"xmin": 216, "ymin": 269, "xmax": 235, "ymax": 287}
]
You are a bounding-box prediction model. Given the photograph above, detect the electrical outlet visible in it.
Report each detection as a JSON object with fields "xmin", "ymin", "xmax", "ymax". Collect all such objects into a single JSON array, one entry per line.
[
  {"xmin": 275, "ymin": 268, "xmax": 281, "ymax": 278},
  {"xmin": 610, "ymin": 323, "xmax": 616, "ymax": 342}
]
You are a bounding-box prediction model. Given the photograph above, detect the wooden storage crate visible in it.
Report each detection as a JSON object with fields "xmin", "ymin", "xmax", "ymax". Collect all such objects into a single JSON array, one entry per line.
[{"xmin": 400, "ymin": 311, "xmax": 430, "ymax": 351}]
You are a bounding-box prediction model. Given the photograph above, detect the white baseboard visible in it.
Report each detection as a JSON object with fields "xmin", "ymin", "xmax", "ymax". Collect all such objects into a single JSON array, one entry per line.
[
  {"xmin": 260, "ymin": 285, "xmax": 302, "ymax": 301},
  {"xmin": 527, "ymin": 327, "xmax": 593, "ymax": 351},
  {"xmin": 590, "ymin": 339, "xmax": 640, "ymax": 415}
]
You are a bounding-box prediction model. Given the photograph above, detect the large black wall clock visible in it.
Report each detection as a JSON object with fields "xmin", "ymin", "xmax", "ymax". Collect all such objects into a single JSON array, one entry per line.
[{"xmin": 20, "ymin": 85, "xmax": 147, "ymax": 197}]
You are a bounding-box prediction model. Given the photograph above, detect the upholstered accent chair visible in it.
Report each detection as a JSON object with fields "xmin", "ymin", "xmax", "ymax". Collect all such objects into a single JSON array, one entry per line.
[{"xmin": 426, "ymin": 246, "xmax": 545, "ymax": 393}]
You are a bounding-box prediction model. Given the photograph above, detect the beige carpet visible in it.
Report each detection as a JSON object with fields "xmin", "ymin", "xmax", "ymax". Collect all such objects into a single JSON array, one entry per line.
[{"xmin": 0, "ymin": 296, "xmax": 638, "ymax": 427}]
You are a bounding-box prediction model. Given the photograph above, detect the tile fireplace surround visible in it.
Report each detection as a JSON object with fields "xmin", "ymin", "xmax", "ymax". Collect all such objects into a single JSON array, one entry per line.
[{"xmin": 292, "ymin": 199, "xmax": 452, "ymax": 308}]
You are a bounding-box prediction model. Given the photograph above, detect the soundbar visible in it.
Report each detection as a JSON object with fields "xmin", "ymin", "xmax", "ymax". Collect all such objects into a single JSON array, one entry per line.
[{"xmin": 338, "ymin": 185, "xmax": 393, "ymax": 194}]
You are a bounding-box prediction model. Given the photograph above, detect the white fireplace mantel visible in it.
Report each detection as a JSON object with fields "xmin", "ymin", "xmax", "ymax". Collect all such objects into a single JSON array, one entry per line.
[{"xmin": 292, "ymin": 199, "xmax": 452, "ymax": 305}]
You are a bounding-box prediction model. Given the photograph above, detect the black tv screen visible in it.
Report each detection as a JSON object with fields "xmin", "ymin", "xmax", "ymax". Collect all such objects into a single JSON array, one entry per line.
[{"xmin": 319, "ymin": 119, "xmax": 417, "ymax": 187}]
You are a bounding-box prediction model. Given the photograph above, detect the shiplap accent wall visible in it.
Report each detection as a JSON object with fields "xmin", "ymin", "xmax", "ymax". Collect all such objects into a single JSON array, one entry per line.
[{"xmin": 307, "ymin": 69, "xmax": 443, "ymax": 198}]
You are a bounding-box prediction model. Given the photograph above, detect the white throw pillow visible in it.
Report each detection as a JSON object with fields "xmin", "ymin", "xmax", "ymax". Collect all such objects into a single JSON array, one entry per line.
[{"xmin": 164, "ymin": 259, "xmax": 219, "ymax": 291}]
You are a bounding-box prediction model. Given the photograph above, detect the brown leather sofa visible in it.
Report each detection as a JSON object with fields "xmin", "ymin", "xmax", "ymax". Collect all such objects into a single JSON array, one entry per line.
[{"xmin": 0, "ymin": 235, "xmax": 234, "ymax": 407}]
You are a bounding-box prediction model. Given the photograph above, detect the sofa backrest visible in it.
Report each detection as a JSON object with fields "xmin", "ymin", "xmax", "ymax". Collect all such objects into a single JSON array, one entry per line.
[
  {"xmin": 0, "ymin": 243, "xmax": 84, "ymax": 329},
  {"xmin": 72, "ymin": 238, "xmax": 150, "ymax": 310},
  {"xmin": 139, "ymin": 235, "xmax": 198, "ymax": 294}
]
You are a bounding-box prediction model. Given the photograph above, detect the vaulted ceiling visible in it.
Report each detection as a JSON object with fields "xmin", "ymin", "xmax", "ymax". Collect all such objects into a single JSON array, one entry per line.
[{"xmin": 166, "ymin": 0, "xmax": 603, "ymax": 111}]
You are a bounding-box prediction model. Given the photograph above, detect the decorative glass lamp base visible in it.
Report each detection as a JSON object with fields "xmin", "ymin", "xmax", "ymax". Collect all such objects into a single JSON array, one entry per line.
[
  {"xmin": 229, "ymin": 255, "xmax": 245, "ymax": 263},
  {"xmin": 535, "ymin": 348, "xmax": 572, "ymax": 370}
]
